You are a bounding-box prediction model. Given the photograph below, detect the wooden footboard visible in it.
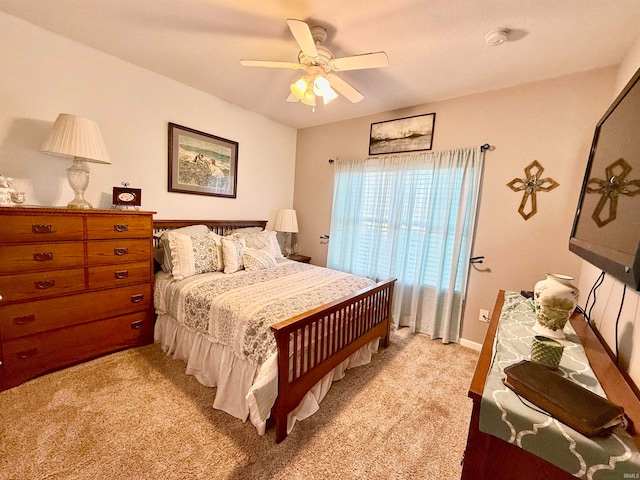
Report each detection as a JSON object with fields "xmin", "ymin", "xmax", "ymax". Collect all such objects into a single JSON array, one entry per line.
[{"xmin": 270, "ymin": 278, "xmax": 396, "ymax": 443}]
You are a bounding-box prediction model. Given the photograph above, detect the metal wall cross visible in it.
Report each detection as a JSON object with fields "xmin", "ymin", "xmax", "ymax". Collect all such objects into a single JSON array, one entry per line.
[
  {"xmin": 586, "ymin": 158, "xmax": 640, "ymax": 227},
  {"xmin": 507, "ymin": 160, "xmax": 559, "ymax": 220}
]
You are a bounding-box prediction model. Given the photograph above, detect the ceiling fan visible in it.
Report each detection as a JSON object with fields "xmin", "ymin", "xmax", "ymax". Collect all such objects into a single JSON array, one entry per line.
[{"xmin": 240, "ymin": 19, "xmax": 388, "ymax": 109}]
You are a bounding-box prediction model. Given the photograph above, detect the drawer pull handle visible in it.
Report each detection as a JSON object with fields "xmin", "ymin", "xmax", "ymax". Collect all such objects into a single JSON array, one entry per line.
[
  {"xmin": 115, "ymin": 270, "xmax": 129, "ymax": 279},
  {"xmin": 114, "ymin": 247, "xmax": 129, "ymax": 256},
  {"xmin": 131, "ymin": 320, "xmax": 144, "ymax": 329},
  {"xmin": 33, "ymin": 252, "xmax": 54, "ymax": 262},
  {"xmin": 114, "ymin": 224, "xmax": 129, "ymax": 232},
  {"xmin": 32, "ymin": 224, "xmax": 53, "ymax": 234},
  {"xmin": 14, "ymin": 314, "xmax": 36, "ymax": 325},
  {"xmin": 131, "ymin": 293, "xmax": 144, "ymax": 303},
  {"xmin": 17, "ymin": 348, "xmax": 38, "ymax": 360},
  {"xmin": 35, "ymin": 279, "xmax": 55, "ymax": 289}
]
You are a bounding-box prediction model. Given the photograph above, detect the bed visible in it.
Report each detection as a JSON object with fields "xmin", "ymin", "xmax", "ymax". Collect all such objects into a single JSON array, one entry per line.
[{"xmin": 152, "ymin": 219, "xmax": 395, "ymax": 442}]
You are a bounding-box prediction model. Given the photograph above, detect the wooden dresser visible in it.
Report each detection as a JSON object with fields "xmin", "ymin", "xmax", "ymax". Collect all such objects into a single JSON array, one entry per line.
[{"xmin": 0, "ymin": 206, "xmax": 155, "ymax": 391}]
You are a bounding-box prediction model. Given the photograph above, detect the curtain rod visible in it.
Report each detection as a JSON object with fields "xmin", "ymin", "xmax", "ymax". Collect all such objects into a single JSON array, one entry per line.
[{"xmin": 328, "ymin": 143, "xmax": 493, "ymax": 163}]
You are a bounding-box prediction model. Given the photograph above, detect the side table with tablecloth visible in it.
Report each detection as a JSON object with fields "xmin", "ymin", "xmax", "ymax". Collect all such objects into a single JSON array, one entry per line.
[{"xmin": 462, "ymin": 290, "xmax": 640, "ymax": 480}]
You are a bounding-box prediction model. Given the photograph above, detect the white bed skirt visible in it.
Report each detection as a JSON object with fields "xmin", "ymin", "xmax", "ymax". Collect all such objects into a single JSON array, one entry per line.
[{"xmin": 154, "ymin": 313, "xmax": 380, "ymax": 435}]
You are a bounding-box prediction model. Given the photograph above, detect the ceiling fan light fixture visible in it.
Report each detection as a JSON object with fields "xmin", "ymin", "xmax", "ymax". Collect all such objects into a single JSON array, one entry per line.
[
  {"xmin": 313, "ymin": 75, "xmax": 331, "ymax": 95},
  {"xmin": 290, "ymin": 77, "xmax": 309, "ymax": 100},
  {"xmin": 301, "ymin": 90, "xmax": 316, "ymax": 107},
  {"xmin": 322, "ymin": 86, "xmax": 338, "ymax": 104}
]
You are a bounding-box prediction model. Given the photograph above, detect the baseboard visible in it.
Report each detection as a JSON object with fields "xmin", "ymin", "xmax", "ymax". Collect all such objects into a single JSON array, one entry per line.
[{"xmin": 459, "ymin": 337, "xmax": 482, "ymax": 351}]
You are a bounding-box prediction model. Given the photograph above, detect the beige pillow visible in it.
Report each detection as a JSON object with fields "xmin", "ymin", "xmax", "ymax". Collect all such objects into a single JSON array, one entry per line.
[
  {"xmin": 225, "ymin": 226, "xmax": 264, "ymax": 236},
  {"xmin": 157, "ymin": 224, "xmax": 210, "ymax": 273},
  {"xmin": 243, "ymin": 247, "xmax": 277, "ymax": 272},
  {"xmin": 221, "ymin": 236, "xmax": 246, "ymax": 274},
  {"xmin": 230, "ymin": 230, "xmax": 283, "ymax": 259},
  {"xmin": 167, "ymin": 231, "xmax": 223, "ymax": 280}
]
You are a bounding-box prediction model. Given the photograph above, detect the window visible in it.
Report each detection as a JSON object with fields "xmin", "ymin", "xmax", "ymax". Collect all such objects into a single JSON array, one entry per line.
[{"xmin": 327, "ymin": 147, "xmax": 483, "ymax": 342}]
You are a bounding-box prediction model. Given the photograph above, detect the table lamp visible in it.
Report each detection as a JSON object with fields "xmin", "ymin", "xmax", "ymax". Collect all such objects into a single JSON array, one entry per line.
[
  {"xmin": 274, "ymin": 208, "xmax": 298, "ymax": 256},
  {"xmin": 41, "ymin": 113, "xmax": 111, "ymax": 209}
]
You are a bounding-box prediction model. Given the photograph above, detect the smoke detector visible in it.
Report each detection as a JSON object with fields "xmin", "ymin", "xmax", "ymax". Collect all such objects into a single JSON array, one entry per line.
[{"xmin": 485, "ymin": 29, "xmax": 509, "ymax": 47}]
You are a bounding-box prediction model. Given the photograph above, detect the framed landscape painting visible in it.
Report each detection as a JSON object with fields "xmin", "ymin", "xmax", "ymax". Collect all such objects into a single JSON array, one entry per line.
[
  {"xmin": 369, "ymin": 113, "xmax": 436, "ymax": 155},
  {"xmin": 168, "ymin": 123, "xmax": 238, "ymax": 198}
]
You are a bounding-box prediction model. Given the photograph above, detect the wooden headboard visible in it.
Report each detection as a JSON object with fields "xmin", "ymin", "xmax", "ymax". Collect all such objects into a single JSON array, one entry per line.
[{"xmin": 152, "ymin": 219, "xmax": 268, "ymax": 246}]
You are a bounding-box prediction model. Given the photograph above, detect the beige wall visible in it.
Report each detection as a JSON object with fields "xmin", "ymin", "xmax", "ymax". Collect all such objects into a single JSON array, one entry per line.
[
  {"xmin": 294, "ymin": 68, "xmax": 617, "ymax": 347},
  {"xmin": 0, "ymin": 13, "xmax": 297, "ymax": 224},
  {"xmin": 576, "ymin": 34, "xmax": 640, "ymax": 385}
]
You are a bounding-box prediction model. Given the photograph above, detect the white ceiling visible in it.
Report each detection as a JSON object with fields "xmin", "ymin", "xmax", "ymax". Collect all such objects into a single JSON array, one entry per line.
[{"xmin": 2, "ymin": 0, "xmax": 640, "ymax": 129}]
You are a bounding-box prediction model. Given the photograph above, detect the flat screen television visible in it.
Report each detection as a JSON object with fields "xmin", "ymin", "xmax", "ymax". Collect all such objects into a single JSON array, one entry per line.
[{"xmin": 569, "ymin": 67, "xmax": 640, "ymax": 291}]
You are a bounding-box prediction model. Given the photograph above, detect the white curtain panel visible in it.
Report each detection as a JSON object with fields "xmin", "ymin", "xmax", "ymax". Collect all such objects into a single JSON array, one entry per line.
[{"xmin": 327, "ymin": 146, "xmax": 484, "ymax": 343}]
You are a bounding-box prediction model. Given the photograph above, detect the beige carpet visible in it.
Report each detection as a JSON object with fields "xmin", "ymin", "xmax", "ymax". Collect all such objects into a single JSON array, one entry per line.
[{"xmin": 0, "ymin": 328, "xmax": 479, "ymax": 480}]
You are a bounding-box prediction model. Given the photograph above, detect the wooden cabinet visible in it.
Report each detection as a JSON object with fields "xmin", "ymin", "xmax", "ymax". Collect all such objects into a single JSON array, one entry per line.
[
  {"xmin": 461, "ymin": 290, "xmax": 640, "ymax": 479},
  {"xmin": 0, "ymin": 207, "xmax": 155, "ymax": 391}
]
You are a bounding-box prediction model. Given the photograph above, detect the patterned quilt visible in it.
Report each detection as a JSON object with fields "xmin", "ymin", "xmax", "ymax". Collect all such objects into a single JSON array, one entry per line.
[{"xmin": 154, "ymin": 261, "xmax": 375, "ymax": 368}]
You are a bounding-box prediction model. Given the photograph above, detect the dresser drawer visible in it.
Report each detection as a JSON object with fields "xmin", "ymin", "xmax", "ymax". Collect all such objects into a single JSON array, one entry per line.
[
  {"xmin": 1, "ymin": 283, "xmax": 152, "ymax": 340},
  {"xmin": 1, "ymin": 310, "xmax": 153, "ymax": 389},
  {"xmin": 87, "ymin": 262, "xmax": 150, "ymax": 289},
  {"xmin": 0, "ymin": 214, "xmax": 84, "ymax": 244},
  {"xmin": 86, "ymin": 215, "xmax": 152, "ymax": 239},
  {"xmin": 0, "ymin": 243, "xmax": 85, "ymax": 274},
  {"xmin": 0, "ymin": 268, "xmax": 85, "ymax": 303},
  {"xmin": 87, "ymin": 239, "xmax": 151, "ymax": 264}
]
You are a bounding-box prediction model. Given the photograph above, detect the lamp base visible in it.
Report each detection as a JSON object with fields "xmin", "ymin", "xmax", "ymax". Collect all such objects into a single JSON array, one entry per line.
[
  {"xmin": 66, "ymin": 158, "xmax": 93, "ymax": 209},
  {"xmin": 67, "ymin": 201, "xmax": 93, "ymax": 209}
]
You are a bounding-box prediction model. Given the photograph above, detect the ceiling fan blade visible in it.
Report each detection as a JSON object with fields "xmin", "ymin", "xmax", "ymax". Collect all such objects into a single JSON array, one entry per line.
[
  {"xmin": 287, "ymin": 19, "xmax": 318, "ymax": 58},
  {"xmin": 327, "ymin": 73, "xmax": 364, "ymax": 103},
  {"xmin": 240, "ymin": 59, "xmax": 304, "ymax": 69},
  {"xmin": 330, "ymin": 52, "xmax": 389, "ymax": 71},
  {"xmin": 286, "ymin": 92, "xmax": 300, "ymax": 103}
]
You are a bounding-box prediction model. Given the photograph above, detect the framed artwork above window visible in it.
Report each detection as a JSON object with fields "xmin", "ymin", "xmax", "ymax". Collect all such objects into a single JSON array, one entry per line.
[{"xmin": 369, "ymin": 113, "xmax": 436, "ymax": 155}]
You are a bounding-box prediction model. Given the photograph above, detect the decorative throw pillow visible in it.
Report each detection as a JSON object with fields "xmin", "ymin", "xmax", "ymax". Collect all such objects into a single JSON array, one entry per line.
[
  {"xmin": 221, "ymin": 236, "xmax": 246, "ymax": 274},
  {"xmin": 225, "ymin": 226, "xmax": 264, "ymax": 236},
  {"xmin": 243, "ymin": 247, "xmax": 277, "ymax": 272},
  {"xmin": 167, "ymin": 231, "xmax": 222, "ymax": 280},
  {"xmin": 157, "ymin": 224, "xmax": 210, "ymax": 273},
  {"xmin": 232, "ymin": 230, "xmax": 284, "ymax": 259}
]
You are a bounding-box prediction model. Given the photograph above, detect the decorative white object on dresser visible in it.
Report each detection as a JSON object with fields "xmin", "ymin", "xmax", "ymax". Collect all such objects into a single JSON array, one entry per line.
[{"xmin": 0, "ymin": 206, "xmax": 155, "ymax": 391}]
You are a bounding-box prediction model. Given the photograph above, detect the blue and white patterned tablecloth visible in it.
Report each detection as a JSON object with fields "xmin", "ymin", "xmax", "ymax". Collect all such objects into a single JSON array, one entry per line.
[{"xmin": 479, "ymin": 291, "xmax": 640, "ymax": 479}]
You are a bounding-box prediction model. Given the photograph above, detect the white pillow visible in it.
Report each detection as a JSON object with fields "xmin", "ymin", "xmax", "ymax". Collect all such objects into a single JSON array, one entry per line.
[
  {"xmin": 158, "ymin": 224, "xmax": 210, "ymax": 273},
  {"xmin": 221, "ymin": 236, "xmax": 246, "ymax": 274},
  {"xmin": 230, "ymin": 230, "xmax": 283, "ymax": 259},
  {"xmin": 167, "ymin": 231, "xmax": 222, "ymax": 280},
  {"xmin": 243, "ymin": 247, "xmax": 277, "ymax": 272}
]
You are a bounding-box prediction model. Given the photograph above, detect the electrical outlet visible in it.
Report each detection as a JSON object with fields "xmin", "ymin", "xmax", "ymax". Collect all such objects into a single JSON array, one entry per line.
[{"xmin": 479, "ymin": 309, "xmax": 490, "ymax": 322}]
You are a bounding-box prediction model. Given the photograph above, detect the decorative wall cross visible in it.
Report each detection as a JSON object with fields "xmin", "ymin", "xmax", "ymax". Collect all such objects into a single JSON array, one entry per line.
[
  {"xmin": 586, "ymin": 158, "xmax": 640, "ymax": 227},
  {"xmin": 507, "ymin": 160, "xmax": 559, "ymax": 220}
]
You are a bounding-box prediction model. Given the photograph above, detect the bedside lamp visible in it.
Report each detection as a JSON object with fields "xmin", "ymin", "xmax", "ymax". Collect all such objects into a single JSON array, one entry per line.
[
  {"xmin": 274, "ymin": 208, "xmax": 298, "ymax": 256},
  {"xmin": 41, "ymin": 114, "xmax": 111, "ymax": 209}
]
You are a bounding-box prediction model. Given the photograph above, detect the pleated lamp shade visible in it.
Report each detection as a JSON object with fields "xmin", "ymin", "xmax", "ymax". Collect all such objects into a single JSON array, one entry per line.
[
  {"xmin": 274, "ymin": 209, "xmax": 299, "ymax": 233},
  {"xmin": 41, "ymin": 114, "xmax": 111, "ymax": 164}
]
